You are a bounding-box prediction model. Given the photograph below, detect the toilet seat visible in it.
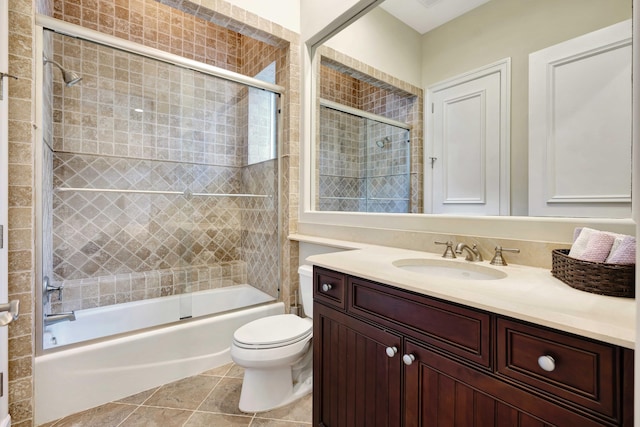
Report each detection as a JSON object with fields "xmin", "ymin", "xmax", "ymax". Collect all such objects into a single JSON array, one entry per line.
[{"xmin": 233, "ymin": 314, "xmax": 312, "ymax": 349}]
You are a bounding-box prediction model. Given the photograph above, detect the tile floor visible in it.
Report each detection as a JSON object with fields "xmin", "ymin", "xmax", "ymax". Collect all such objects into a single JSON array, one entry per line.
[{"xmin": 38, "ymin": 363, "xmax": 312, "ymax": 427}]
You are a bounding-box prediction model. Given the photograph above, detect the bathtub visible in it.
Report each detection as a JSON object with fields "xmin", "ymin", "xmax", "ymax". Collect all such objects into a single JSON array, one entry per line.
[
  {"xmin": 42, "ymin": 284, "xmax": 274, "ymax": 349},
  {"xmin": 34, "ymin": 285, "xmax": 284, "ymax": 425}
]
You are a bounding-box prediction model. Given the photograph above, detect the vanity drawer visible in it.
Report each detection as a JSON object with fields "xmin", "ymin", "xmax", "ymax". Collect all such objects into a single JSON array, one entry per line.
[
  {"xmin": 348, "ymin": 276, "xmax": 491, "ymax": 368},
  {"xmin": 313, "ymin": 267, "xmax": 346, "ymax": 310},
  {"xmin": 496, "ymin": 317, "xmax": 619, "ymax": 419}
]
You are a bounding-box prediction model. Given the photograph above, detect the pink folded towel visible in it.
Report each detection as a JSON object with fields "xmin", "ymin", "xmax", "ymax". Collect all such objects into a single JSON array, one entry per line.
[
  {"xmin": 606, "ymin": 236, "xmax": 636, "ymax": 264},
  {"xmin": 576, "ymin": 232, "xmax": 616, "ymax": 263}
]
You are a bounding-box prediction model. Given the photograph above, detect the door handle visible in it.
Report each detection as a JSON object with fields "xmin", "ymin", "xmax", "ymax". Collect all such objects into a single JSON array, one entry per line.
[{"xmin": 0, "ymin": 300, "xmax": 19, "ymax": 326}]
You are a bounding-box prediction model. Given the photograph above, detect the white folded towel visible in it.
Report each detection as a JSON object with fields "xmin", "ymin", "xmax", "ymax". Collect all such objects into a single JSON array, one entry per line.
[{"xmin": 568, "ymin": 227, "xmax": 594, "ymax": 259}]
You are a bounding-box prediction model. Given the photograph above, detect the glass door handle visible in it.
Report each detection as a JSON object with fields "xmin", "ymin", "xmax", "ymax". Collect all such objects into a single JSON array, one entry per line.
[{"xmin": 0, "ymin": 300, "xmax": 19, "ymax": 326}]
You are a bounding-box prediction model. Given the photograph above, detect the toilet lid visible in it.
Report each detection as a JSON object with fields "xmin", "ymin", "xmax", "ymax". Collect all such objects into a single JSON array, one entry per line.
[{"xmin": 233, "ymin": 314, "xmax": 312, "ymax": 349}]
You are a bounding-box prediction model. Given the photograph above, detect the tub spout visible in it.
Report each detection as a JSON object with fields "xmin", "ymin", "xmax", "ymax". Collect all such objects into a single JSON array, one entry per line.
[{"xmin": 44, "ymin": 311, "xmax": 76, "ymax": 326}]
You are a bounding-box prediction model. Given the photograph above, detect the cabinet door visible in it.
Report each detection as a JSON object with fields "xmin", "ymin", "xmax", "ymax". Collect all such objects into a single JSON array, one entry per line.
[
  {"xmin": 404, "ymin": 340, "xmax": 605, "ymax": 427},
  {"xmin": 314, "ymin": 302, "xmax": 402, "ymax": 427}
]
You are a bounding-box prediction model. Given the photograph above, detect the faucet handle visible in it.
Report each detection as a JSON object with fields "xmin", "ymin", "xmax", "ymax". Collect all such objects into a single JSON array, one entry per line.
[
  {"xmin": 435, "ymin": 241, "xmax": 456, "ymax": 259},
  {"xmin": 490, "ymin": 246, "xmax": 520, "ymax": 266}
]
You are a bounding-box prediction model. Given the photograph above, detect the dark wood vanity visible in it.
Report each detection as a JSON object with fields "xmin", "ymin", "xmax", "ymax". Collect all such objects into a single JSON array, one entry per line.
[{"xmin": 313, "ymin": 266, "xmax": 634, "ymax": 426}]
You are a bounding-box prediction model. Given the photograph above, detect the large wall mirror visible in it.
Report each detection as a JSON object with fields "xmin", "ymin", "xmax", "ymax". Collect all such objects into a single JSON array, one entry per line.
[{"xmin": 311, "ymin": 0, "xmax": 632, "ymax": 219}]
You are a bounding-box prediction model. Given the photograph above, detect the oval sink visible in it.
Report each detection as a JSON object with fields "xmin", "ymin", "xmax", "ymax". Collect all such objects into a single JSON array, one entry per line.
[{"xmin": 392, "ymin": 258, "xmax": 507, "ymax": 281}]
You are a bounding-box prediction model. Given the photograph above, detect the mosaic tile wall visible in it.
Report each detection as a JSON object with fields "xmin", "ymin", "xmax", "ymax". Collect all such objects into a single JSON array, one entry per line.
[
  {"xmin": 53, "ymin": 0, "xmax": 244, "ymax": 70},
  {"xmin": 317, "ymin": 49, "xmax": 424, "ymax": 213},
  {"xmin": 50, "ymin": 33, "xmax": 246, "ymax": 165},
  {"xmin": 46, "ymin": 31, "xmax": 280, "ymax": 313},
  {"xmin": 318, "ymin": 107, "xmax": 363, "ymax": 212}
]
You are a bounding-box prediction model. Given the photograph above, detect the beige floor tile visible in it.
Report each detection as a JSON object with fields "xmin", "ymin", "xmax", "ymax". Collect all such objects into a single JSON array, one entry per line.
[
  {"xmin": 143, "ymin": 375, "xmax": 221, "ymax": 410},
  {"xmin": 50, "ymin": 402, "xmax": 136, "ymax": 427},
  {"xmin": 116, "ymin": 387, "xmax": 159, "ymax": 405},
  {"xmin": 42, "ymin": 369, "xmax": 310, "ymax": 426},
  {"xmin": 119, "ymin": 406, "xmax": 192, "ymax": 427},
  {"xmin": 198, "ymin": 377, "xmax": 249, "ymax": 416},
  {"xmin": 256, "ymin": 393, "xmax": 312, "ymax": 423},
  {"xmin": 201, "ymin": 362, "xmax": 233, "ymax": 377},
  {"xmin": 225, "ymin": 364, "xmax": 245, "ymax": 378},
  {"xmin": 250, "ymin": 419, "xmax": 312, "ymax": 427},
  {"xmin": 184, "ymin": 412, "xmax": 253, "ymax": 427}
]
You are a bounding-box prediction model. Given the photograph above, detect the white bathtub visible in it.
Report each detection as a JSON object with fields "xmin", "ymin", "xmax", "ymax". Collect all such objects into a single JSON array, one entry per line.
[
  {"xmin": 35, "ymin": 286, "xmax": 284, "ymax": 425},
  {"xmin": 43, "ymin": 284, "xmax": 274, "ymax": 349}
]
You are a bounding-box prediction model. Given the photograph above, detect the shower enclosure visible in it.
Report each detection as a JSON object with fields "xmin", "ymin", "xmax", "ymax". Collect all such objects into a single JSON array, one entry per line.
[
  {"xmin": 37, "ymin": 23, "xmax": 282, "ymax": 350},
  {"xmin": 318, "ymin": 100, "xmax": 411, "ymax": 212}
]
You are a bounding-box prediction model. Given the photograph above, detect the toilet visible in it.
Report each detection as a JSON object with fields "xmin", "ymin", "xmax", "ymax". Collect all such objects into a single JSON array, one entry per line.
[{"xmin": 231, "ymin": 265, "xmax": 314, "ymax": 412}]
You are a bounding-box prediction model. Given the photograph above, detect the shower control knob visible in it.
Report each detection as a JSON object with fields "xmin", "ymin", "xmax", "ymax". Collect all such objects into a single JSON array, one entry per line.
[
  {"xmin": 402, "ymin": 354, "xmax": 416, "ymax": 366},
  {"xmin": 321, "ymin": 283, "xmax": 332, "ymax": 292},
  {"xmin": 385, "ymin": 346, "xmax": 398, "ymax": 357}
]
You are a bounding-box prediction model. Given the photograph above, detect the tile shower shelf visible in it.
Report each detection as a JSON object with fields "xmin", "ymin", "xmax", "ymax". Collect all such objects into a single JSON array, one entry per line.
[{"xmin": 56, "ymin": 187, "xmax": 273, "ymax": 198}]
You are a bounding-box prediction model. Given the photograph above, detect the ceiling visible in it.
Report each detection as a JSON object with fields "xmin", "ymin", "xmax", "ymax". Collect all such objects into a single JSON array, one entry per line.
[{"xmin": 379, "ymin": 0, "xmax": 491, "ymax": 34}]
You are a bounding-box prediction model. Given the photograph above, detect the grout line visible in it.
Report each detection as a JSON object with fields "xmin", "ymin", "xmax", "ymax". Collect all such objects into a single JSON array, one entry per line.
[{"xmin": 115, "ymin": 404, "xmax": 141, "ymax": 427}]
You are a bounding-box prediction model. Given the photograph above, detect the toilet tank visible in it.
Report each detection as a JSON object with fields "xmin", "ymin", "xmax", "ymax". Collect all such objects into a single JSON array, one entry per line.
[{"xmin": 298, "ymin": 265, "xmax": 313, "ymax": 318}]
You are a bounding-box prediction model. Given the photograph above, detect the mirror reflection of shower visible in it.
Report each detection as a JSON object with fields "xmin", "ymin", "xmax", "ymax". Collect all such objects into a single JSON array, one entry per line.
[
  {"xmin": 43, "ymin": 55, "xmax": 82, "ymax": 86},
  {"xmin": 375, "ymin": 136, "xmax": 390, "ymax": 149},
  {"xmin": 318, "ymin": 99, "xmax": 411, "ymax": 213}
]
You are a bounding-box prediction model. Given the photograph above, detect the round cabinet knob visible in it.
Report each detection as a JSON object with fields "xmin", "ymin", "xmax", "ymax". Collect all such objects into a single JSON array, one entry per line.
[
  {"xmin": 537, "ymin": 355, "xmax": 556, "ymax": 372},
  {"xmin": 402, "ymin": 354, "xmax": 415, "ymax": 366},
  {"xmin": 385, "ymin": 346, "xmax": 398, "ymax": 357},
  {"xmin": 321, "ymin": 283, "xmax": 332, "ymax": 292}
]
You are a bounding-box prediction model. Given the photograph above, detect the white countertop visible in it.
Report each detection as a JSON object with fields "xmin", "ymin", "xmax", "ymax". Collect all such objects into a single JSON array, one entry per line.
[{"xmin": 305, "ymin": 245, "xmax": 636, "ymax": 349}]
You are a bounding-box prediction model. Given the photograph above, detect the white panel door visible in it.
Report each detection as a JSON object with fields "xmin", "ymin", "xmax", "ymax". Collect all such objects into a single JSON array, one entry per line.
[
  {"xmin": 528, "ymin": 20, "xmax": 632, "ymax": 218},
  {"xmin": 426, "ymin": 59, "xmax": 510, "ymax": 215}
]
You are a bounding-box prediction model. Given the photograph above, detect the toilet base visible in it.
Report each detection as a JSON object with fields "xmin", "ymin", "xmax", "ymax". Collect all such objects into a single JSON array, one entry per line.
[{"xmin": 238, "ymin": 348, "xmax": 313, "ymax": 413}]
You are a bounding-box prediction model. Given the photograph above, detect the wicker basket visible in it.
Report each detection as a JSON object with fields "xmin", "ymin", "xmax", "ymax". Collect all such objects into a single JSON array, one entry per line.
[{"xmin": 551, "ymin": 249, "xmax": 635, "ymax": 298}]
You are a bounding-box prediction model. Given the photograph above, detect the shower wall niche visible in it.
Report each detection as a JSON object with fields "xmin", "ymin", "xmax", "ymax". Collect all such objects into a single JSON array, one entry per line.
[{"xmin": 41, "ymin": 30, "xmax": 280, "ymax": 324}]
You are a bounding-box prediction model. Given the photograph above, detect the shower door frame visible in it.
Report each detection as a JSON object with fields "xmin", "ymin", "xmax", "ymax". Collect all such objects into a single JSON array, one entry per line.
[
  {"xmin": 34, "ymin": 15, "xmax": 285, "ymax": 355},
  {"xmin": 0, "ymin": 0, "xmax": 10, "ymax": 424}
]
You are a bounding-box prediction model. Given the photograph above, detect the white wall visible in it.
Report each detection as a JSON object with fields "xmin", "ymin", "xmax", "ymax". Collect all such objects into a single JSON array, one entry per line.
[
  {"xmin": 226, "ymin": 0, "xmax": 300, "ymax": 32},
  {"xmin": 324, "ymin": 6, "xmax": 422, "ymax": 87},
  {"xmin": 300, "ymin": 0, "xmax": 364, "ymax": 42}
]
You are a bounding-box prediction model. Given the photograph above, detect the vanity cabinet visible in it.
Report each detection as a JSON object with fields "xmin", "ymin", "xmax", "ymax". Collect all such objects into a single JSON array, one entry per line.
[{"xmin": 312, "ymin": 266, "xmax": 634, "ymax": 427}]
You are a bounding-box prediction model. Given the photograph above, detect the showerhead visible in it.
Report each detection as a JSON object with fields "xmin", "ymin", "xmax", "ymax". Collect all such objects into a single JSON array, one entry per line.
[
  {"xmin": 43, "ymin": 55, "xmax": 82, "ymax": 87},
  {"xmin": 375, "ymin": 136, "xmax": 391, "ymax": 148}
]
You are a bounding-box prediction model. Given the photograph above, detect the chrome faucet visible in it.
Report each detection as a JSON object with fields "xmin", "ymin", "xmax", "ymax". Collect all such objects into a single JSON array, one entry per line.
[
  {"xmin": 44, "ymin": 311, "xmax": 76, "ymax": 326},
  {"xmin": 455, "ymin": 243, "xmax": 483, "ymax": 262}
]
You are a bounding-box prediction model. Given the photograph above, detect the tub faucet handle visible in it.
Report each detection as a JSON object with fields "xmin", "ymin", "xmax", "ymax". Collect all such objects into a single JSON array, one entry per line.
[
  {"xmin": 43, "ymin": 276, "xmax": 64, "ymax": 303},
  {"xmin": 435, "ymin": 241, "xmax": 456, "ymax": 259}
]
